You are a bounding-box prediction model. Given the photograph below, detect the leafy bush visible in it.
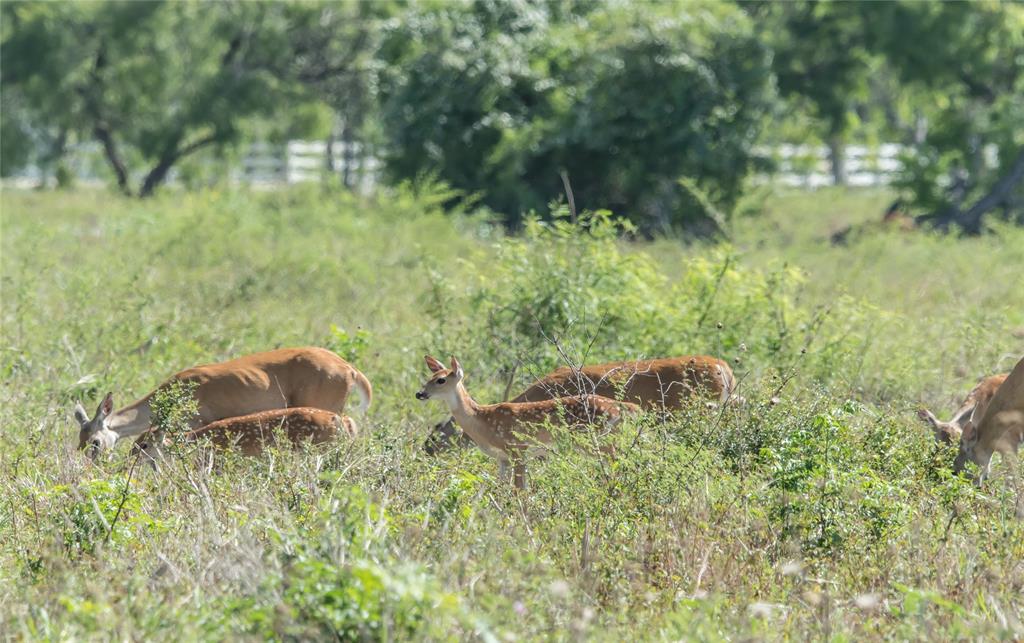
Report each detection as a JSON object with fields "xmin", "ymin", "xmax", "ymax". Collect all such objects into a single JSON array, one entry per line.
[
  {"xmin": 151, "ymin": 380, "xmax": 199, "ymax": 439},
  {"xmin": 377, "ymin": 1, "xmax": 774, "ymax": 231},
  {"xmin": 47, "ymin": 476, "xmax": 164, "ymax": 557},
  {"xmin": 444, "ymin": 205, "xmax": 884, "ymax": 404}
]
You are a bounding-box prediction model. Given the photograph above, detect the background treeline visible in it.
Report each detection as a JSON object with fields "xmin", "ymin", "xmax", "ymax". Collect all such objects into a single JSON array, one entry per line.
[{"xmin": 3, "ymin": 0, "xmax": 1022, "ymax": 233}]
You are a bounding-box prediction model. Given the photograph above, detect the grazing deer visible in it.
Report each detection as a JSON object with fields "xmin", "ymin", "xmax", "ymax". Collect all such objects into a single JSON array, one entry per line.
[
  {"xmin": 881, "ymin": 199, "xmax": 917, "ymax": 232},
  {"xmin": 424, "ymin": 355, "xmax": 735, "ymax": 455},
  {"xmin": 416, "ymin": 355, "xmax": 639, "ymax": 489},
  {"xmin": 74, "ymin": 347, "xmax": 371, "ymax": 460},
  {"xmin": 953, "ymin": 356, "xmax": 1024, "ymax": 481},
  {"xmin": 918, "ymin": 373, "xmax": 1008, "ymax": 445},
  {"xmin": 131, "ymin": 407, "xmax": 356, "ymax": 464}
]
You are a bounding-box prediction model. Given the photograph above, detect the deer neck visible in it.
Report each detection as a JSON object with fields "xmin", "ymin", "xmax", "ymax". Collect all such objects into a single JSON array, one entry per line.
[
  {"xmin": 105, "ymin": 395, "xmax": 154, "ymax": 439},
  {"xmin": 441, "ymin": 383, "xmax": 502, "ymax": 443},
  {"xmin": 440, "ymin": 383, "xmax": 480, "ymax": 424}
]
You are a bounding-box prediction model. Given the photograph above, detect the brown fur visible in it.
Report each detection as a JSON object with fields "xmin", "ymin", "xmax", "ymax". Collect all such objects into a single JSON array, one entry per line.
[
  {"xmin": 75, "ymin": 347, "xmax": 371, "ymax": 458},
  {"xmin": 417, "ymin": 355, "xmax": 640, "ymax": 489},
  {"xmin": 918, "ymin": 373, "xmax": 1007, "ymax": 445},
  {"xmin": 132, "ymin": 407, "xmax": 356, "ymax": 461},
  {"xmin": 425, "ymin": 355, "xmax": 734, "ymax": 455},
  {"xmin": 955, "ymin": 358, "xmax": 1024, "ymax": 479}
]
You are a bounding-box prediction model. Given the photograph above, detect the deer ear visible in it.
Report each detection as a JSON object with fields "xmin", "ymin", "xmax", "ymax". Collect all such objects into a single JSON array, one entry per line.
[
  {"xmin": 424, "ymin": 355, "xmax": 445, "ymax": 373},
  {"xmin": 917, "ymin": 408, "xmax": 940, "ymax": 429},
  {"xmin": 449, "ymin": 356, "xmax": 463, "ymax": 379},
  {"xmin": 74, "ymin": 402, "xmax": 90, "ymax": 426},
  {"xmin": 98, "ymin": 392, "xmax": 114, "ymax": 418}
]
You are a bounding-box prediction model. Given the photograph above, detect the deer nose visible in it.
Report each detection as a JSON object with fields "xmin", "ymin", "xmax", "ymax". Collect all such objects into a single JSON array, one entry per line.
[{"xmin": 415, "ymin": 391, "xmax": 427, "ymax": 400}]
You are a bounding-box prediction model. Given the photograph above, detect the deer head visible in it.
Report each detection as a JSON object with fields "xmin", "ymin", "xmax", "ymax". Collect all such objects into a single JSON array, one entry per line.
[{"xmin": 74, "ymin": 393, "xmax": 118, "ymax": 460}]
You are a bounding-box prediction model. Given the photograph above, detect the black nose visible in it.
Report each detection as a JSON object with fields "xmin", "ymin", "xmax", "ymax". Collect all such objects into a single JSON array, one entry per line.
[{"xmin": 416, "ymin": 391, "xmax": 427, "ymax": 400}]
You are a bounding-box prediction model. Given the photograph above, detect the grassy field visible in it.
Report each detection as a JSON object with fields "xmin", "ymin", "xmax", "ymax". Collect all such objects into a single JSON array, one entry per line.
[{"xmin": 1, "ymin": 184, "xmax": 1023, "ymax": 640}]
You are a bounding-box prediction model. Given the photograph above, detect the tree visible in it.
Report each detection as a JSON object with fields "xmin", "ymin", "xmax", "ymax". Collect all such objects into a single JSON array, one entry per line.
[
  {"xmin": 748, "ymin": 2, "xmax": 878, "ymax": 185},
  {"xmin": 856, "ymin": 1, "xmax": 1024, "ymax": 232},
  {"xmin": 1, "ymin": 2, "xmax": 347, "ymax": 197},
  {"xmin": 376, "ymin": 0, "xmax": 775, "ymax": 234},
  {"xmin": 281, "ymin": 1, "xmax": 397, "ymax": 189}
]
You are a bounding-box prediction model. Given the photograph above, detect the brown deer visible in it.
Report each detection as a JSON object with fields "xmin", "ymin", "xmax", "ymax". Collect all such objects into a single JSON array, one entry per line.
[
  {"xmin": 131, "ymin": 407, "xmax": 357, "ymax": 465},
  {"xmin": 424, "ymin": 355, "xmax": 735, "ymax": 455},
  {"xmin": 416, "ymin": 355, "xmax": 639, "ymax": 489},
  {"xmin": 918, "ymin": 373, "xmax": 1008, "ymax": 445},
  {"xmin": 953, "ymin": 356, "xmax": 1024, "ymax": 481},
  {"xmin": 74, "ymin": 347, "xmax": 371, "ymax": 460}
]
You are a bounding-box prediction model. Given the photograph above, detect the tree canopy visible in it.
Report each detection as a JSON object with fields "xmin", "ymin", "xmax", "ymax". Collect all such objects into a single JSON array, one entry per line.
[
  {"xmin": 376, "ymin": 1, "xmax": 773, "ymax": 233},
  {"xmin": 2, "ymin": 0, "xmax": 1022, "ymax": 232},
  {"xmin": 1, "ymin": 1, "xmax": 358, "ymax": 195}
]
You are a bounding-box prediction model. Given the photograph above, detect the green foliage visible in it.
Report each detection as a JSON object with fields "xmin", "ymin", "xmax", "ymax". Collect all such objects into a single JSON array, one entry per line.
[
  {"xmin": 326, "ymin": 324, "xmax": 372, "ymax": 365},
  {"xmin": 377, "ymin": 0, "xmax": 774, "ymax": 232},
  {"xmin": 446, "ymin": 204, "xmax": 895, "ymax": 401},
  {"xmin": 211, "ymin": 482, "xmax": 471, "ymax": 640},
  {"xmin": 151, "ymin": 380, "xmax": 199, "ymax": 438},
  {"xmin": 751, "ymin": 1, "xmax": 874, "ymax": 137},
  {"xmin": 4, "ymin": 0, "xmax": 1021, "ymax": 229},
  {"xmin": 468, "ymin": 207, "xmax": 665, "ymax": 371},
  {"xmin": 860, "ymin": 2, "xmax": 1024, "ymax": 225},
  {"xmin": 0, "ymin": 1, "xmax": 367, "ymax": 196},
  {"xmin": 46, "ymin": 476, "xmax": 164, "ymax": 557}
]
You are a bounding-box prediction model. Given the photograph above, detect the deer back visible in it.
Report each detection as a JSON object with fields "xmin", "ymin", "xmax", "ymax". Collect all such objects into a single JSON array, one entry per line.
[{"xmin": 512, "ymin": 356, "xmax": 732, "ymax": 410}]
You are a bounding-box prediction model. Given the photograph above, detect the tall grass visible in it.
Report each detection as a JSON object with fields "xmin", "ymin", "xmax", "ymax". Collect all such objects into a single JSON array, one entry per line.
[{"xmin": 1, "ymin": 185, "xmax": 1022, "ymax": 640}]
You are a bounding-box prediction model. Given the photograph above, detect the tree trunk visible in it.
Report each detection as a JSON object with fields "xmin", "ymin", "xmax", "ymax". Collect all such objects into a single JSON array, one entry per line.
[
  {"xmin": 94, "ymin": 123, "xmax": 131, "ymax": 195},
  {"xmin": 138, "ymin": 154, "xmax": 177, "ymax": 198},
  {"xmin": 918, "ymin": 149, "xmax": 1024, "ymax": 234},
  {"xmin": 828, "ymin": 136, "xmax": 847, "ymax": 186},
  {"xmin": 137, "ymin": 134, "xmax": 217, "ymax": 198},
  {"xmin": 325, "ymin": 133, "xmax": 336, "ymax": 174},
  {"xmin": 341, "ymin": 122, "xmax": 354, "ymax": 190}
]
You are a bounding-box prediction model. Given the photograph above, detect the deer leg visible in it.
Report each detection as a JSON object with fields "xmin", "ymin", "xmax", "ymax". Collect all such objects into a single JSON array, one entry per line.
[
  {"xmin": 513, "ymin": 461, "xmax": 527, "ymax": 491},
  {"xmin": 1006, "ymin": 450, "xmax": 1023, "ymax": 520},
  {"xmin": 497, "ymin": 458, "xmax": 511, "ymax": 484},
  {"xmin": 978, "ymin": 449, "xmax": 994, "ymax": 486}
]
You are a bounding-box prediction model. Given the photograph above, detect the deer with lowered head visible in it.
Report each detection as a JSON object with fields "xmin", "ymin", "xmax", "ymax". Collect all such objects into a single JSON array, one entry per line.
[
  {"xmin": 416, "ymin": 355, "xmax": 639, "ymax": 489},
  {"xmin": 424, "ymin": 355, "xmax": 736, "ymax": 455},
  {"xmin": 74, "ymin": 347, "xmax": 371, "ymax": 460},
  {"xmin": 918, "ymin": 373, "xmax": 1008, "ymax": 445},
  {"xmin": 953, "ymin": 356, "xmax": 1024, "ymax": 482}
]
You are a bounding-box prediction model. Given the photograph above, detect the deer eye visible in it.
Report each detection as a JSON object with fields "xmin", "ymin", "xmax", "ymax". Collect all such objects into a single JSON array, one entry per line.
[{"xmin": 436, "ymin": 378, "xmax": 446, "ymax": 384}]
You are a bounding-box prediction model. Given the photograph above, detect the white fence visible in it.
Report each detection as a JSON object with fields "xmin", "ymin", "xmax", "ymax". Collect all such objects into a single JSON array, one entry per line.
[
  {"xmin": 4, "ymin": 139, "xmax": 382, "ymax": 192},
  {"xmin": 239, "ymin": 140, "xmax": 381, "ymax": 191},
  {"xmin": 755, "ymin": 143, "xmax": 906, "ymax": 188},
  {"xmin": 6, "ymin": 141, "xmax": 920, "ymax": 191}
]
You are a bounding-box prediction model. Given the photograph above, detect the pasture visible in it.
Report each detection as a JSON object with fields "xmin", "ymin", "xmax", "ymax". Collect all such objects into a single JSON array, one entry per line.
[{"xmin": 1, "ymin": 186, "xmax": 1023, "ymax": 640}]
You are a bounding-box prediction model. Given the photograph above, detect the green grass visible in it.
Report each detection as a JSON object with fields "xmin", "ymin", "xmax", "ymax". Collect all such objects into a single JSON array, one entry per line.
[{"xmin": 1, "ymin": 184, "xmax": 1022, "ymax": 640}]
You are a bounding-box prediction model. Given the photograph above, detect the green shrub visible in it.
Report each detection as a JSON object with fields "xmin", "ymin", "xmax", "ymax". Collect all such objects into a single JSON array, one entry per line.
[{"xmin": 49, "ymin": 476, "xmax": 164, "ymax": 557}]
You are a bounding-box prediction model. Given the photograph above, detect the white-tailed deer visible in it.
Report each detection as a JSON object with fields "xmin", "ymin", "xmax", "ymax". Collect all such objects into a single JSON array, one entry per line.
[
  {"xmin": 424, "ymin": 355, "xmax": 735, "ymax": 455},
  {"xmin": 416, "ymin": 355, "xmax": 639, "ymax": 489},
  {"xmin": 131, "ymin": 407, "xmax": 357, "ymax": 464},
  {"xmin": 953, "ymin": 356, "xmax": 1024, "ymax": 480},
  {"xmin": 918, "ymin": 373, "xmax": 1008, "ymax": 445},
  {"xmin": 74, "ymin": 347, "xmax": 371, "ymax": 460}
]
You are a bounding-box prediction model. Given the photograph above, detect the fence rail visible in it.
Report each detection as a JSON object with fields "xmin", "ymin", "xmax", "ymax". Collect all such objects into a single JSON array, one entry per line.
[
  {"xmin": 754, "ymin": 143, "xmax": 906, "ymax": 188},
  {"xmin": 5, "ymin": 141, "xmax": 932, "ymax": 191}
]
